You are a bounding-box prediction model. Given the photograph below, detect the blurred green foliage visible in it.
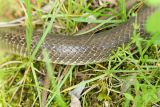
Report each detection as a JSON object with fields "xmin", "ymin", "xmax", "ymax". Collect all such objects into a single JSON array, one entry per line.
[{"xmin": 146, "ymin": 0, "xmax": 160, "ymax": 45}]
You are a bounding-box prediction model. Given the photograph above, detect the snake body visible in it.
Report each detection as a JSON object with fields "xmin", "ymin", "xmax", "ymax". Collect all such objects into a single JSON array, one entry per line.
[{"xmin": 0, "ymin": 6, "xmax": 155, "ymax": 65}]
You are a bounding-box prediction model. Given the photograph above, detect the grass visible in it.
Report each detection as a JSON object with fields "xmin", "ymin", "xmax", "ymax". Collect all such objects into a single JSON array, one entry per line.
[{"xmin": 0, "ymin": 0, "xmax": 160, "ymax": 107}]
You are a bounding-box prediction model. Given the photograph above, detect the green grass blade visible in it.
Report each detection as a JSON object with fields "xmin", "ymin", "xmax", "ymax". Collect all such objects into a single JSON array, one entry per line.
[{"xmin": 43, "ymin": 49, "xmax": 67, "ymax": 107}]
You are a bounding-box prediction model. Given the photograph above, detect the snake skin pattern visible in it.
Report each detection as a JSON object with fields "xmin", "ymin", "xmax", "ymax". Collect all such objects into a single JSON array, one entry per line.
[{"xmin": 0, "ymin": 6, "xmax": 155, "ymax": 65}]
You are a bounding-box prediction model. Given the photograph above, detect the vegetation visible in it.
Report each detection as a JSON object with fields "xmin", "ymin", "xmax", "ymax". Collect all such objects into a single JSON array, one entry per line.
[{"xmin": 0, "ymin": 0, "xmax": 159, "ymax": 107}]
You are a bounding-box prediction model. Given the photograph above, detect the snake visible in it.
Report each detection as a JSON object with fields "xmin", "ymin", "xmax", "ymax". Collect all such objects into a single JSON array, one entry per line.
[{"xmin": 0, "ymin": 6, "xmax": 156, "ymax": 65}]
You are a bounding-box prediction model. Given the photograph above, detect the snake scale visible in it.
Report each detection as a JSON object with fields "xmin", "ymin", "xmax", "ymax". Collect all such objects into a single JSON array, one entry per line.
[{"xmin": 0, "ymin": 6, "xmax": 156, "ymax": 65}]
